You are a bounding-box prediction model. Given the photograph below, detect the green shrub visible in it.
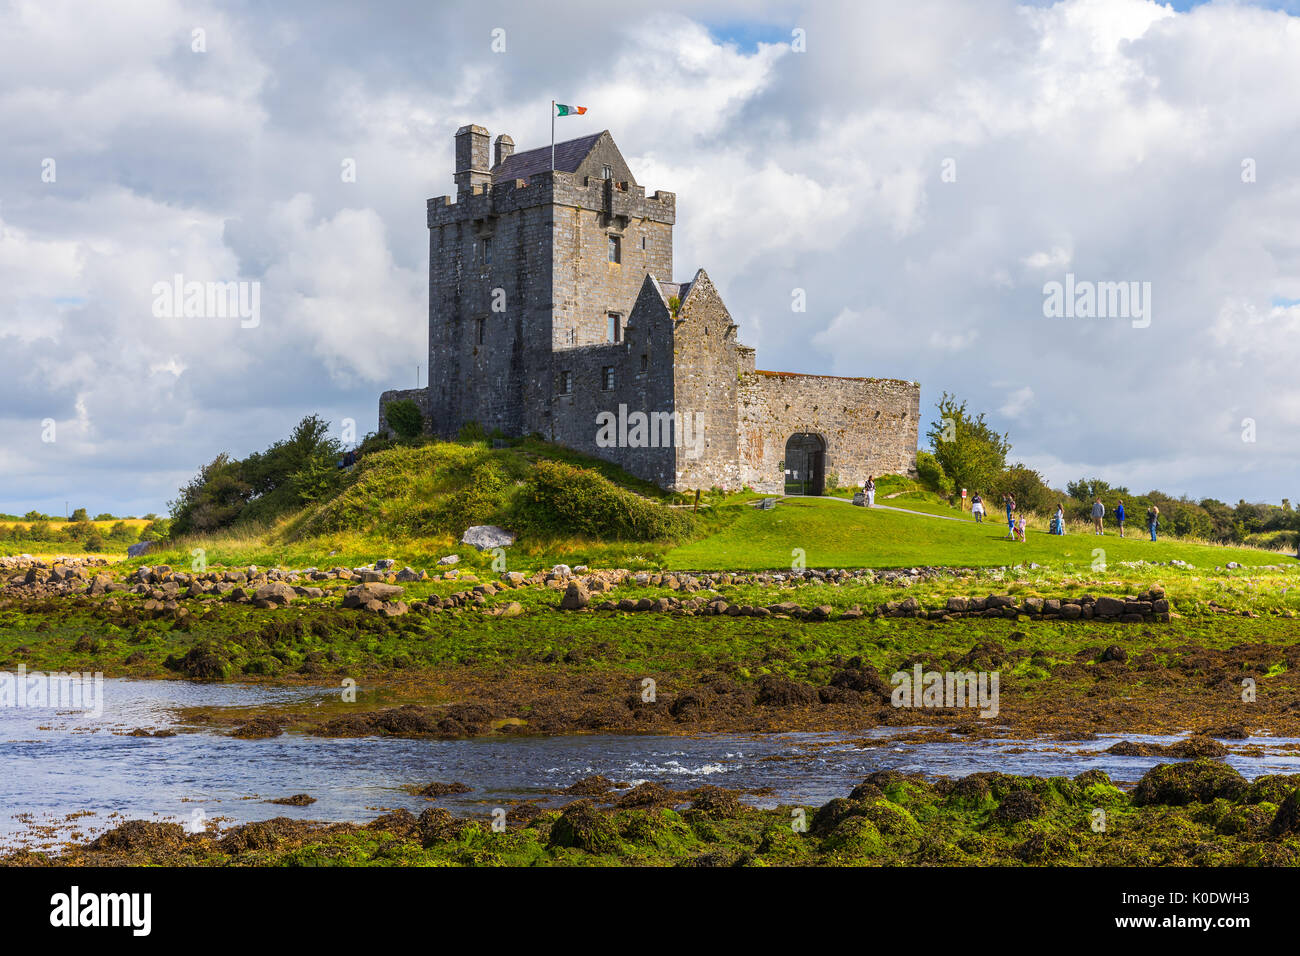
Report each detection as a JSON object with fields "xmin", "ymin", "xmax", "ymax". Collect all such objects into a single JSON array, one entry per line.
[
  {"xmin": 457, "ymin": 421, "xmax": 488, "ymax": 443},
  {"xmin": 384, "ymin": 400, "xmax": 424, "ymax": 440},
  {"xmin": 428, "ymin": 460, "xmax": 509, "ymax": 535},
  {"xmin": 510, "ymin": 461, "xmax": 692, "ymax": 541},
  {"xmin": 915, "ymin": 451, "xmax": 953, "ymax": 496}
]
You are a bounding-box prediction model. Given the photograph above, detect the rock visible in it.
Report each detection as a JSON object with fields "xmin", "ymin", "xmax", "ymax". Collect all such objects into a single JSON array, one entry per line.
[
  {"xmin": 342, "ymin": 582, "xmax": 405, "ymax": 608},
  {"xmin": 375, "ymin": 559, "xmax": 397, "ymax": 570},
  {"xmin": 461, "ymin": 525, "xmax": 516, "ymax": 550},
  {"xmin": 1093, "ymin": 596, "xmax": 1125, "ymax": 617},
  {"xmin": 87, "ymin": 574, "xmax": 114, "ymax": 596},
  {"xmin": 394, "ymin": 567, "xmax": 426, "ymax": 582},
  {"xmin": 1099, "ymin": 645, "xmax": 1127, "ymax": 663},
  {"xmin": 560, "ymin": 581, "xmax": 590, "ymax": 610},
  {"xmin": 437, "ymin": 554, "xmax": 460, "ymax": 566},
  {"xmin": 127, "ymin": 540, "xmax": 155, "ymax": 558},
  {"xmin": 253, "ymin": 582, "xmax": 296, "ymax": 607},
  {"xmin": 993, "ymin": 790, "xmax": 1044, "ymax": 823},
  {"xmin": 1132, "ymin": 759, "xmax": 1247, "ymax": 806}
]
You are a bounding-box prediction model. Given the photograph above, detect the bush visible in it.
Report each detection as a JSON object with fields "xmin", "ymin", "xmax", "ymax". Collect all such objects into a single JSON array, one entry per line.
[
  {"xmin": 384, "ymin": 400, "xmax": 424, "ymax": 440},
  {"xmin": 915, "ymin": 451, "xmax": 954, "ymax": 496},
  {"xmin": 510, "ymin": 461, "xmax": 692, "ymax": 541},
  {"xmin": 428, "ymin": 460, "xmax": 509, "ymax": 535},
  {"xmin": 996, "ymin": 464, "xmax": 1056, "ymax": 515},
  {"xmin": 457, "ymin": 421, "xmax": 488, "ymax": 443}
]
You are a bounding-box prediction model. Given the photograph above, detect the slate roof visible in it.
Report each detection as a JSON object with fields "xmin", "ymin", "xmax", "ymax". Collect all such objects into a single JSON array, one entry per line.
[{"xmin": 492, "ymin": 132, "xmax": 604, "ymax": 184}]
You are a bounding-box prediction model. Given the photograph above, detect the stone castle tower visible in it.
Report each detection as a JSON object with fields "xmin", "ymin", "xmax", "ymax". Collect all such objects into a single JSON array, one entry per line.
[{"xmin": 380, "ymin": 124, "xmax": 920, "ymax": 493}]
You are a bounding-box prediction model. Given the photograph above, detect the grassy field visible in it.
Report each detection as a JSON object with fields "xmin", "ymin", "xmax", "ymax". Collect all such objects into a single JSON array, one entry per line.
[
  {"xmin": 664, "ymin": 496, "xmax": 1290, "ymax": 571},
  {"xmin": 22, "ymin": 438, "xmax": 1293, "ymax": 574}
]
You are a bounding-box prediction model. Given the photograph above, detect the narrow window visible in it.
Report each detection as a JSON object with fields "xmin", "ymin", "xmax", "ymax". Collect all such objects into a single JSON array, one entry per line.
[
  {"xmin": 640, "ymin": 354, "xmax": 648, "ymax": 372},
  {"xmin": 565, "ymin": 328, "xmax": 576, "ymax": 346},
  {"xmin": 607, "ymin": 312, "xmax": 621, "ymax": 343},
  {"xmin": 559, "ymin": 371, "xmax": 573, "ymax": 395},
  {"xmin": 641, "ymin": 236, "xmax": 647, "ymax": 250},
  {"xmin": 602, "ymin": 164, "xmax": 612, "ymax": 180},
  {"xmin": 601, "ymin": 366, "xmax": 615, "ymax": 391},
  {"xmin": 607, "ymin": 235, "xmax": 621, "ymax": 263},
  {"xmin": 476, "ymin": 317, "xmax": 485, "ymax": 344},
  {"xmin": 482, "ymin": 236, "xmax": 492, "ymax": 264}
]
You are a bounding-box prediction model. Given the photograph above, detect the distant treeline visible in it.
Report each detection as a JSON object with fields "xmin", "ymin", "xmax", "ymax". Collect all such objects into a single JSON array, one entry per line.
[
  {"xmin": 1, "ymin": 518, "xmax": 169, "ymax": 552},
  {"xmin": 917, "ymin": 393, "xmax": 1298, "ymax": 549}
]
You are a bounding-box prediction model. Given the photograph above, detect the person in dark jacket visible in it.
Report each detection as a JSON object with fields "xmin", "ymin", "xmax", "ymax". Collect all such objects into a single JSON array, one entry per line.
[
  {"xmin": 1147, "ymin": 505, "xmax": 1160, "ymax": 542},
  {"xmin": 1115, "ymin": 499, "xmax": 1126, "ymax": 537}
]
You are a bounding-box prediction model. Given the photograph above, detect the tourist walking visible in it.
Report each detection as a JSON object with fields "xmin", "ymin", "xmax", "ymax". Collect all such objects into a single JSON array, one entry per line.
[
  {"xmin": 1014, "ymin": 514, "xmax": 1027, "ymax": 542},
  {"xmin": 1092, "ymin": 498, "xmax": 1105, "ymax": 535},
  {"xmin": 1052, "ymin": 502, "xmax": 1065, "ymax": 535},
  {"xmin": 1115, "ymin": 499, "xmax": 1126, "ymax": 537},
  {"xmin": 1147, "ymin": 505, "xmax": 1160, "ymax": 542},
  {"xmin": 971, "ymin": 492, "xmax": 984, "ymax": 523},
  {"xmin": 1004, "ymin": 494, "xmax": 1016, "ymax": 538},
  {"xmin": 864, "ymin": 475, "xmax": 875, "ymax": 508}
]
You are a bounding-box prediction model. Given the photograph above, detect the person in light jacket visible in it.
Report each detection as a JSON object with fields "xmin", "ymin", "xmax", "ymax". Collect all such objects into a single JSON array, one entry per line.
[{"xmin": 1092, "ymin": 498, "xmax": 1105, "ymax": 535}]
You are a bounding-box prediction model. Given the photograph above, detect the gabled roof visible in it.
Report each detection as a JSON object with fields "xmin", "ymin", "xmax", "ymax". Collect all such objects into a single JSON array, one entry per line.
[{"xmin": 492, "ymin": 132, "xmax": 604, "ymax": 184}]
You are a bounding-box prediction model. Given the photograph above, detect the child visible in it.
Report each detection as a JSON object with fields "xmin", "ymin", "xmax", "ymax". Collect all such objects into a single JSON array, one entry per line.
[{"xmin": 1014, "ymin": 515, "xmax": 1027, "ymax": 542}]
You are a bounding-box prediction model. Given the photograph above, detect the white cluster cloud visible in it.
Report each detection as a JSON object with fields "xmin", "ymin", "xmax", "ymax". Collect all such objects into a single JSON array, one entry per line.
[{"xmin": 0, "ymin": 0, "xmax": 1298, "ymax": 516}]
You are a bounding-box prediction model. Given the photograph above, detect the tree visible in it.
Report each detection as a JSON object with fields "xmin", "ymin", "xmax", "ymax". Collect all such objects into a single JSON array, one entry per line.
[
  {"xmin": 70, "ymin": 507, "xmax": 88, "ymax": 522},
  {"xmin": 914, "ymin": 450, "xmax": 953, "ymax": 496},
  {"xmin": 998, "ymin": 464, "xmax": 1056, "ymax": 514},
  {"xmin": 385, "ymin": 400, "xmax": 424, "ymax": 440},
  {"xmin": 924, "ymin": 393, "xmax": 1011, "ymax": 497},
  {"xmin": 168, "ymin": 454, "xmax": 252, "ymax": 535}
]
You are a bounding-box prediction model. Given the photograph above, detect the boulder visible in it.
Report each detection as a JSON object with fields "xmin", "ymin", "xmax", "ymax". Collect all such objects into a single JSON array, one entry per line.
[
  {"xmin": 1093, "ymin": 596, "xmax": 1126, "ymax": 617},
  {"xmin": 461, "ymin": 525, "xmax": 516, "ymax": 550},
  {"xmin": 342, "ymin": 582, "xmax": 405, "ymax": 609},
  {"xmin": 560, "ymin": 581, "xmax": 590, "ymax": 610},
  {"xmin": 127, "ymin": 540, "xmax": 155, "ymax": 558},
  {"xmin": 253, "ymin": 582, "xmax": 296, "ymax": 607},
  {"xmin": 437, "ymin": 554, "xmax": 460, "ymax": 566}
]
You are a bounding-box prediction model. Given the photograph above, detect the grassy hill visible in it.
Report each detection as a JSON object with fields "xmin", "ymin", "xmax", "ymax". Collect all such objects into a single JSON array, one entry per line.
[
  {"xmin": 122, "ymin": 437, "xmax": 1295, "ymax": 574},
  {"xmin": 664, "ymin": 496, "xmax": 1291, "ymax": 570}
]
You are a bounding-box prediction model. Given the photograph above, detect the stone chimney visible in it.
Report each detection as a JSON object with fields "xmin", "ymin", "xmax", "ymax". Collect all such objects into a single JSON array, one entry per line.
[
  {"xmin": 454, "ymin": 124, "xmax": 490, "ymax": 195},
  {"xmin": 494, "ymin": 134, "xmax": 514, "ymax": 168}
]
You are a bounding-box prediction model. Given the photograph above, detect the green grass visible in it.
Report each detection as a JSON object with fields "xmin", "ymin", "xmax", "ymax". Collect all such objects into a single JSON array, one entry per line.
[
  {"xmin": 664, "ymin": 496, "xmax": 1292, "ymax": 571},
  {"xmin": 106, "ymin": 437, "xmax": 1294, "ymax": 576}
]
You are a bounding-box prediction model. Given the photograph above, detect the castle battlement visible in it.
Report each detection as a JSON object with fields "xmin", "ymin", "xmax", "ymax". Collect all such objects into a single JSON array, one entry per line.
[{"xmin": 383, "ymin": 124, "xmax": 919, "ymax": 494}]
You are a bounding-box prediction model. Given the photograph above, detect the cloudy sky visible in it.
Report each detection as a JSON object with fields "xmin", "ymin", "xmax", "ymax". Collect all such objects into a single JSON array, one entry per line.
[{"xmin": 2, "ymin": 0, "xmax": 1298, "ymax": 517}]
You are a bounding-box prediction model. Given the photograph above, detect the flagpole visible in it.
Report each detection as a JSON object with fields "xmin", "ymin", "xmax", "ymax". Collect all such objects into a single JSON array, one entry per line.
[{"xmin": 550, "ymin": 100, "xmax": 555, "ymax": 172}]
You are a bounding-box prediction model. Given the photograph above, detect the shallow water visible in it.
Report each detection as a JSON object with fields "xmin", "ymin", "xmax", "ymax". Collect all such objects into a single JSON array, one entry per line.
[{"xmin": 3, "ymin": 676, "xmax": 1298, "ymax": 850}]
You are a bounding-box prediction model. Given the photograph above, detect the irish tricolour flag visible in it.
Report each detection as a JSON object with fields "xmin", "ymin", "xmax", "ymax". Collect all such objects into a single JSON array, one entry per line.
[{"xmin": 555, "ymin": 104, "xmax": 587, "ymax": 116}]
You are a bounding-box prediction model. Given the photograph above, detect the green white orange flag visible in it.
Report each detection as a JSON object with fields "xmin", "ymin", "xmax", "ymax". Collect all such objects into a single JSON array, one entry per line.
[{"xmin": 555, "ymin": 104, "xmax": 586, "ymax": 116}]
